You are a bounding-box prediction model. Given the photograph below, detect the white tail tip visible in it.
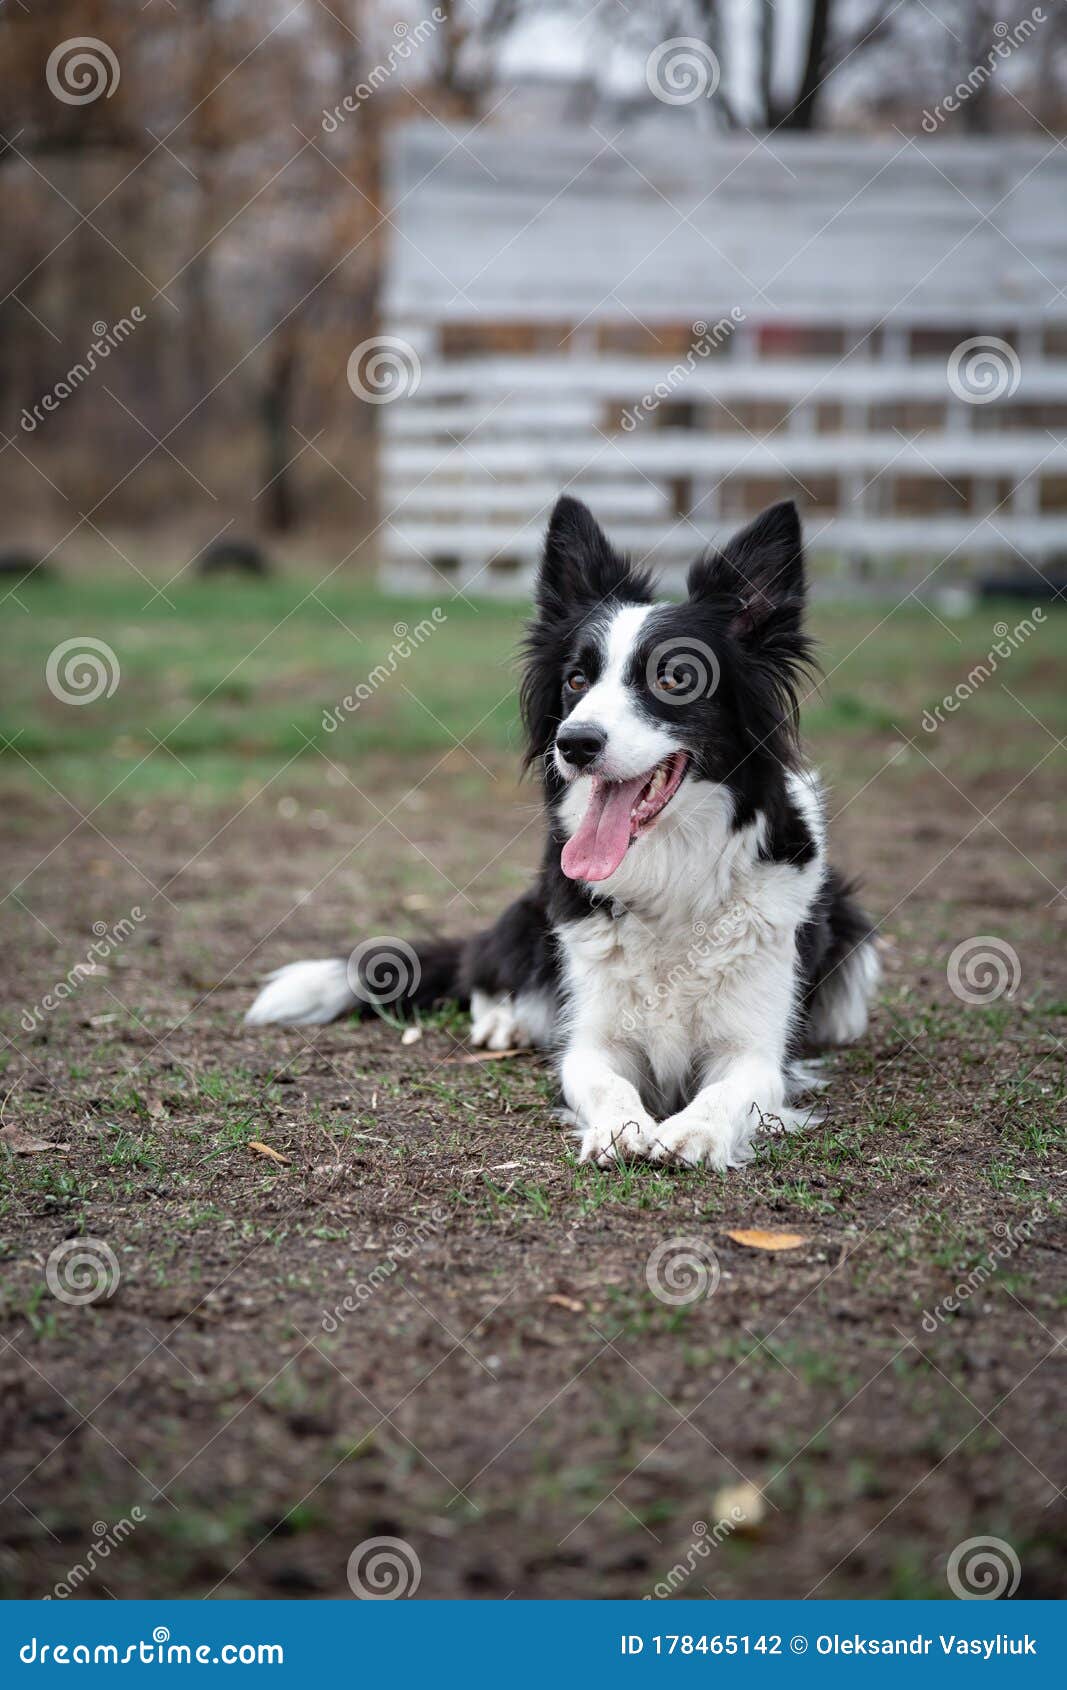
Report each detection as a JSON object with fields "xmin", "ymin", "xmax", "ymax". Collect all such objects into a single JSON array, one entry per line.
[{"xmin": 244, "ymin": 959, "xmax": 356, "ymax": 1027}]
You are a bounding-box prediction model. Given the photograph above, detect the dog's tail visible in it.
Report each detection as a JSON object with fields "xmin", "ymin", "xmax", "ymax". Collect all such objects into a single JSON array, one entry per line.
[{"xmin": 244, "ymin": 936, "xmax": 465, "ymax": 1027}]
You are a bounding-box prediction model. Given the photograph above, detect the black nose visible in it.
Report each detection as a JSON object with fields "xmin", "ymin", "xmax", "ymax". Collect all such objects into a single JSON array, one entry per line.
[{"xmin": 557, "ymin": 724, "xmax": 606, "ymax": 769}]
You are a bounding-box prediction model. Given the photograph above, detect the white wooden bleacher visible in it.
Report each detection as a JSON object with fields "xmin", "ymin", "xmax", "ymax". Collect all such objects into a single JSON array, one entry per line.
[{"xmin": 380, "ymin": 124, "xmax": 1067, "ymax": 595}]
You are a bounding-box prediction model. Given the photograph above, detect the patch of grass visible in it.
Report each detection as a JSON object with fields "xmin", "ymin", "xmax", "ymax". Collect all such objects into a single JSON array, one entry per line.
[
  {"xmin": 597, "ymin": 1286, "xmax": 696, "ymax": 1340},
  {"xmin": 5, "ymin": 578, "xmax": 1066, "ymax": 804},
  {"xmin": 569, "ymin": 1155, "xmax": 703, "ymax": 1213}
]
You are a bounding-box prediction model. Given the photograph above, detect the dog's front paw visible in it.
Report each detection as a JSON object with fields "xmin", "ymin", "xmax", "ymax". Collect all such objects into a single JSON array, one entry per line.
[
  {"xmin": 578, "ymin": 1113, "xmax": 657, "ymax": 1167},
  {"xmin": 649, "ymin": 1108, "xmax": 743, "ymax": 1170}
]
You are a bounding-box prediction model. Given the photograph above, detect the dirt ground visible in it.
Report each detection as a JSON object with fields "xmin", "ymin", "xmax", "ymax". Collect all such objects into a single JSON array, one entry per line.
[{"xmin": 1, "ymin": 593, "xmax": 1065, "ymax": 1602}]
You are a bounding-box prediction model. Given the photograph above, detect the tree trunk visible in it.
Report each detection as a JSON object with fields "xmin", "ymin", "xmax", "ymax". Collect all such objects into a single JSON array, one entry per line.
[
  {"xmin": 260, "ymin": 330, "xmax": 298, "ymax": 534},
  {"xmin": 784, "ymin": 0, "xmax": 832, "ymax": 131}
]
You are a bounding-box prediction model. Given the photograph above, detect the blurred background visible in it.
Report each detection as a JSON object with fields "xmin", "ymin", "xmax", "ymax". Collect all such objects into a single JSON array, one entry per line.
[
  {"xmin": 3, "ymin": 3, "xmax": 1066, "ymax": 1604},
  {"xmin": 3, "ymin": 0, "xmax": 1067, "ymax": 590}
]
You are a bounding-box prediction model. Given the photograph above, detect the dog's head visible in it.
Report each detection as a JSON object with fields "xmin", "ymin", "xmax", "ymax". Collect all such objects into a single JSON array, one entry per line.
[{"xmin": 521, "ymin": 496, "xmax": 814, "ymax": 883}]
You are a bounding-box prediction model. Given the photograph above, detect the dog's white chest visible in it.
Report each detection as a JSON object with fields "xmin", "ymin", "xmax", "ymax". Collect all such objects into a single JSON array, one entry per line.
[{"xmin": 559, "ymin": 893, "xmax": 772, "ymax": 1082}]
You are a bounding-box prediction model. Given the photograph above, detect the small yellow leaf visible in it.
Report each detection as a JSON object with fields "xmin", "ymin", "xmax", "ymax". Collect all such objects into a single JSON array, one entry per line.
[
  {"xmin": 725, "ymin": 1228, "xmax": 809, "ymax": 1251},
  {"xmin": 248, "ymin": 1140, "xmax": 290, "ymax": 1166}
]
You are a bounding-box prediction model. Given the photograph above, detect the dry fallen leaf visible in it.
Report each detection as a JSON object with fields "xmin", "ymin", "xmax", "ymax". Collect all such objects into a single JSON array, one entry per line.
[
  {"xmin": 248, "ymin": 1140, "xmax": 291, "ymax": 1166},
  {"xmin": 725, "ymin": 1228, "xmax": 809, "ymax": 1251},
  {"xmin": 546, "ymin": 1293, "xmax": 585, "ymax": 1313},
  {"xmin": 449, "ymin": 1048, "xmax": 527, "ymax": 1065},
  {"xmin": 0, "ymin": 1125, "xmax": 62, "ymax": 1155}
]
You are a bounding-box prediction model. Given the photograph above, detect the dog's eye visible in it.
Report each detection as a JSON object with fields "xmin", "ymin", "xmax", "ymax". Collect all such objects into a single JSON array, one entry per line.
[
  {"xmin": 656, "ymin": 666, "xmax": 685, "ymax": 694},
  {"xmin": 566, "ymin": 670, "xmax": 588, "ymax": 693}
]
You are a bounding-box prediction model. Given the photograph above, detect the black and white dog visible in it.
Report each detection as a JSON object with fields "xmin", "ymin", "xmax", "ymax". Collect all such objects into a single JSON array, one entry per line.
[{"xmin": 247, "ymin": 496, "xmax": 879, "ymax": 1170}]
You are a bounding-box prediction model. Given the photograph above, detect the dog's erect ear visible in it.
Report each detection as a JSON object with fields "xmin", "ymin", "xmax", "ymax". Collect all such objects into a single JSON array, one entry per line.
[
  {"xmin": 537, "ymin": 495, "xmax": 631, "ymax": 613},
  {"xmin": 688, "ymin": 502, "xmax": 805, "ymax": 638}
]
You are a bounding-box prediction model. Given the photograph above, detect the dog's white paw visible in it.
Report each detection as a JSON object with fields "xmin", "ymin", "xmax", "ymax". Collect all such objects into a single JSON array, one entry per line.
[
  {"xmin": 578, "ymin": 1113, "xmax": 657, "ymax": 1168},
  {"xmin": 649, "ymin": 1108, "xmax": 744, "ymax": 1170},
  {"xmin": 470, "ymin": 992, "xmax": 533, "ymax": 1051}
]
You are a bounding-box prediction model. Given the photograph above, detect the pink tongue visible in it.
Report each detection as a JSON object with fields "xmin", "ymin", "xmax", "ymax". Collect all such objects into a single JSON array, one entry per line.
[{"xmin": 561, "ymin": 774, "xmax": 648, "ymax": 882}]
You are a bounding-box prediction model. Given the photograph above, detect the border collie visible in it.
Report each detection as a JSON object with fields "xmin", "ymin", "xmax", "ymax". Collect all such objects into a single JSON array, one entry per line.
[{"xmin": 247, "ymin": 497, "xmax": 879, "ymax": 1169}]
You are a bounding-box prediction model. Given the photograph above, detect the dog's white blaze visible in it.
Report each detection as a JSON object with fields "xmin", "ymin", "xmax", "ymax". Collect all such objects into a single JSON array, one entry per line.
[{"xmin": 554, "ymin": 601, "xmax": 679, "ymax": 788}]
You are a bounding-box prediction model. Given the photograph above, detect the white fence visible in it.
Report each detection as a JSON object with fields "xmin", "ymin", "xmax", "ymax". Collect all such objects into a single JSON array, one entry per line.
[{"xmin": 380, "ymin": 125, "xmax": 1067, "ymax": 596}]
